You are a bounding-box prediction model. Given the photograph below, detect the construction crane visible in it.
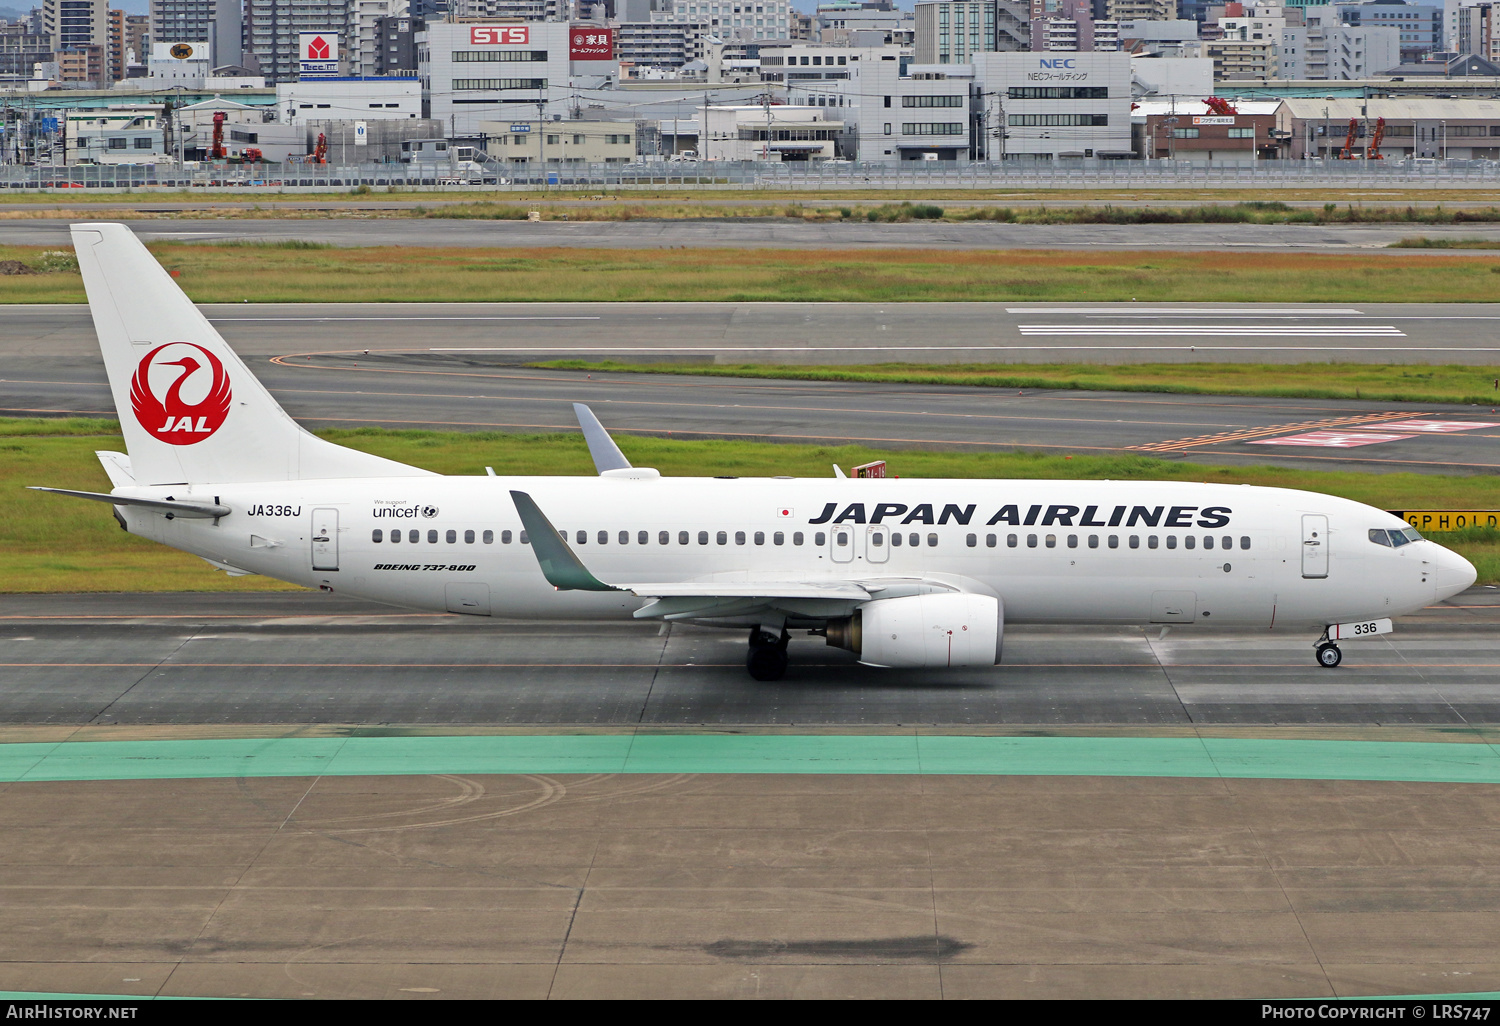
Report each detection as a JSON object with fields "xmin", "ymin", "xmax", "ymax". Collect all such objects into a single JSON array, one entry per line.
[
  {"xmin": 1340, "ymin": 117, "xmax": 1359, "ymax": 159},
  {"xmin": 1203, "ymin": 96, "xmax": 1239, "ymax": 116},
  {"xmin": 209, "ymin": 111, "xmax": 227, "ymax": 161},
  {"xmin": 1367, "ymin": 117, "xmax": 1386, "ymax": 160},
  {"xmin": 312, "ymin": 132, "xmax": 327, "ymax": 165}
]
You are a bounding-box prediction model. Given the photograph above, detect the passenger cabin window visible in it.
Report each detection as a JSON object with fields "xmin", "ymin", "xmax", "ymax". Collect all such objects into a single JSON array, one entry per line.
[
  {"xmin": 391, "ymin": 530, "xmax": 401, "ymax": 543},
  {"xmin": 986, "ymin": 534, "xmax": 996, "ymax": 547},
  {"xmin": 1045, "ymin": 534, "xmax": 1057, "ymax": 549},
  {"xmin": 1027, "ymin": 534, "xmax": 1037, "ymax": 548},
  {"xmin": 637, "ymin": 531, "xmax": 647, "ymax": 544},
  {"xmin": 1066, "ymin": 534, "xmax": 1077, "ymax": 548},
  {"xmin": 891, "ymin": 533, "xmax": 902, "ymax": 547},
  {"xmin": 576, "ymin": 530, "xmax": 587, "ymax": 544},
  {"xmin": 409, "ymin": 530, "xmax": 419, "ymax": 543},
  {"xmin": 698, "ymin": 531, "xmax": 709, "ymax": 545},
  {"xmin": 815, "ymin": 532, "xmax": 827, "ymax": 546},
  {"xmin": 793, "ymin": 532, "xmax": 804, "ymax": 545},
  {"xmin": 372, "ymin": 529, "xmax": 383, "ymax": 542},
  {"xmin": 1007, "ymin": 534, "xmax": 1018, "ymax": 547},
  {"xmin": 519, "ymin": 531, "xmax": 529, "ymax": 545},
  {"xmin": 679, "ymin": 531, "xmax": 689, "ymax": 545},
  {"xmin": 1108, "ymin": 535, "xmax": 1119, "ymax": 549},
  {"xmin": 1088, "ymin": 535, "xmax": 1099, "ymax": 549},
  {"xmin": 736, "ymin": 531, "xmax": 746, "ymax": 545},
  {"xmin": 1166, "ymin": 536, "xmax": 1177, "ymax": 549},
  {"xmin": 966, "ymin": 533, "xmax": 977, "ymax": 547},
  {"xmin": 1148, "ymin": 536, "xmax": 1158, "ymax": 549},
  {"xmin": 465, "ymin": 529, "xmax": 475, "ymax": 544},
  {"xmin": 1184, "ymin": 536, "xmax": 1195, "ymax": 550},
  {"xmin": 1129, "ymin": 535, "xmax": 1139, "ymax": 549},
  {"xmin": 660, "ymin": 531, "xmax": 670, "ymax": 545},
  {"xmin": 446, "ymin": 530, "xmax": 456, "ymax": 544},
  {"xmin": 754, "ymin": 531, "xmax": 765, "ymax": 545},
  {"xmin": 773, "ymin": 531, "xmax": 784, "ymax": 545},
  {"xmin": 428, "ymin": 530, "xmax": 438, "ymax": 543},
  {"xmin": 927, "ymin": 533, "xmax": 938, "ymax": 547},
  {"xmin": 717, "ymin": 531, "xmax": 728, "ymax": 545},
  {"xmin": 909, "ymin": 533, "xmax": 920, "ymax": 547},
  {"xmin": 598, "ymin": 531, "xmax": 608, "ymax": 545},
  {"xmin": 1204, "ymin": 536, "xmax": 1215, "ymax": 550}
]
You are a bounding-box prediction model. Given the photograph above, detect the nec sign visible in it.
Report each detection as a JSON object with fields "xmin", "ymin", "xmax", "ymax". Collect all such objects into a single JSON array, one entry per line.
[
  {"xmin": 471, "ymin": 25, "xmax": 529, "ymax": 45},
  {"xmin": 1038, "ymin": 58, "xmax": 1076, "ymax": 69}
]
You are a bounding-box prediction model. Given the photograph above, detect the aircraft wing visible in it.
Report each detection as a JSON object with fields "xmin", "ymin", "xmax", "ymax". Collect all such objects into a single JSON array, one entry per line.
[{"xmin": 508, "ymin": 488, "xmax": 961, "ymax": 621}]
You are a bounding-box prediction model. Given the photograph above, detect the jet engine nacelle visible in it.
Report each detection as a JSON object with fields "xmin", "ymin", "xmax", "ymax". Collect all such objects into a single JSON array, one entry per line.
[{"xmin": 825, "ymin": 593, "xmax": 1002, "ymax": 668}]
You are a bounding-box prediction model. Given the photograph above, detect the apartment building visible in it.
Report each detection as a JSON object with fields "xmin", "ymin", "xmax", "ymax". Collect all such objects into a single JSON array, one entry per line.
[{"xmin": 150, "ymin": 0, "xmax": 240, "ymax": 68}]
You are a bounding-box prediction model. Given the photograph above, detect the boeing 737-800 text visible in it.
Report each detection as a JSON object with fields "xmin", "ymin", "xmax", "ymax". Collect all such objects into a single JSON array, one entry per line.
[{"xmin": 32, "ymin": 224, "xmax": 1477, "ymax": 680}]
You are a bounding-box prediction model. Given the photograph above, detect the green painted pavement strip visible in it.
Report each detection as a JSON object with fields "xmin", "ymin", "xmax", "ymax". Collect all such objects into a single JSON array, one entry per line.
[{"xmin": 3, "ymin": 734, "xmax": 1500, "ymax": 783}]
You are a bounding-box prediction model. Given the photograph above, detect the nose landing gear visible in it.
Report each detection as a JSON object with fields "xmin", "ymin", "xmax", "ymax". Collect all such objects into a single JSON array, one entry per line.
[
  {"xmin": 747, "ymin": 628, "xmax": 790, "ymax": 681},
  {"xmin": 1314, "ymin": 629, "xmax": 1342, "ymax": 669}
]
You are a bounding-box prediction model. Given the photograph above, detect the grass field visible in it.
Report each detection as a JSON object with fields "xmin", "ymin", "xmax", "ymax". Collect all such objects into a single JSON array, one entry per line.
[
  {"xmin": 1391, "ymin": 236, "xmax": 1500, "ymax": 249},
  {"xmin": 3, "ymin": 418, "xmax": 1496, "ymax": 592},
  {"xmin": 3, "ymin": 242, "xmax": 1500, "ymax": 304},
  {"xmin": 536, "ymin": 361, "xmax": 1500, "ymax": 406}
]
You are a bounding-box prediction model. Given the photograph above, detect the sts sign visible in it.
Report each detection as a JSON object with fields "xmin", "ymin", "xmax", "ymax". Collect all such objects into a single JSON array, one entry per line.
[
  {"xmin": 569, "ymin": 26, "xmax": 614, "ymax": 60},
  {"xmin": 470, "ymin": 25, "xmax": 529, "ymax": 44}
]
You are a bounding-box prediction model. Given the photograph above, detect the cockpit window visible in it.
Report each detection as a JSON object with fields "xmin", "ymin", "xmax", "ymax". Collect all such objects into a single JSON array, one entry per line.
[{"xmin": 1371, "ymin": 527, "xmax": 1421, "ymax": 548}]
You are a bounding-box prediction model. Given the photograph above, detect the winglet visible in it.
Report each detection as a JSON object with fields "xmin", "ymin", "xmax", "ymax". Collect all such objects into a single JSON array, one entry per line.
[
  {"xmin": 509, "ymin": 490, "xmax": 618, "ymax": 592},
  {"xmin": 573, "ymin": 403, "xmax": 632, "ymax": 474},
  {"xmin": 833, "ymin": 464, "xmax": 847, "ymax": 479}
]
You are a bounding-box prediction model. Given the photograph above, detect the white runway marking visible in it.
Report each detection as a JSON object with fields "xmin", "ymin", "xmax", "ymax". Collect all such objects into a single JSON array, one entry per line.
[
  {"xmin": 1018, "ymin": 325, "xmax": 1406, "ymax": 337},
  {"xmin": 1006, "ymin": 308, "xmax": 1365, "ymax": 316}
]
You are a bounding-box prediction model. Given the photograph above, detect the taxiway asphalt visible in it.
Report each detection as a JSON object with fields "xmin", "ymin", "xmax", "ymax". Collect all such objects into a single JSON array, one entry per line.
[
  {"xmin": 4, "ymin": 590, "xmax": 1497, "ymax": 726},
  {"xmin": 5, "ymin": 302, "xmax": 1500, "ymax": 474}
]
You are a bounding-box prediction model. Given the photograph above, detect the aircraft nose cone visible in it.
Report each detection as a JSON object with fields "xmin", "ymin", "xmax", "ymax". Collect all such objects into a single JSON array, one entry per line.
[{"xmin": 1434, "ymin": 545, "xmax": 1478, "ymax": 600}]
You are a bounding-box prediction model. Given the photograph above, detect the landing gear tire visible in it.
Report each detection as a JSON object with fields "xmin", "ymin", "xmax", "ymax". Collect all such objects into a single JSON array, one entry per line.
[
  {"xmin": 1316, "ymin": 642, "xmax": 1343, "ymax": 669},
  {"xmin": 747, "ymin": 629, "xmax": 789, "ymax": 682}
]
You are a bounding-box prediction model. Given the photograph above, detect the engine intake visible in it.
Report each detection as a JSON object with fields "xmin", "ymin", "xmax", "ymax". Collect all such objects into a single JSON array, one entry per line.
[{"xmin": 824, "ymin": 593, "xmax": 1002, "ymax": 668}]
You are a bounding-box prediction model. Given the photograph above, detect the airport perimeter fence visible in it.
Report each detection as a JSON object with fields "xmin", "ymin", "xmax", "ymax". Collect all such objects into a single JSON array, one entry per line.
[{"xmin": 3, "ymin": 158, "xmax": 1500, "ymax": 192}]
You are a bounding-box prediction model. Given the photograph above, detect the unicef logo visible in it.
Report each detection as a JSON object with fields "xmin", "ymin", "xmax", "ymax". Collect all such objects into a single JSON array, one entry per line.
[{"xmin": 421, "ymin": 505, "xmax": 439, "ymax": 519}]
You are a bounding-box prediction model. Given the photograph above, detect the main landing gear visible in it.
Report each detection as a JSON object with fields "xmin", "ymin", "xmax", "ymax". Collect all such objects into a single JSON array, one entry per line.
[
  {"xmin": 747, "ymin": 628, "xmax": 790, "ymax": 681},
  {"xmin": 1314, "ymin": 629, "xmax": 1342, "ymax": 669}
]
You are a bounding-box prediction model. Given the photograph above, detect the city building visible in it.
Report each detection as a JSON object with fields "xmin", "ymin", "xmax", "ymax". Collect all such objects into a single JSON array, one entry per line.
[
  {"xmin": 346, "ymin": 0, "xmax": 405, "ymax": 77},
  {"xmin": 242, "ymin": 0, "xmax": 346, "ymax": 83},
  {"xmin": 63, "ymin": 105, "xmax": 164, "ymax": 162},
  {"xmin": 1135, "ymin": 98, "xmax": 1281, "ymax": 159},
  {"xmin": 279, "ymin": 75, "xmax": 423, "ymax": 121},
  {"xmin": 478, "ymin": 117, "xmax": 638, "ymax": 161},
  {"xmin": 150, "ymin": 0, "xmax": 241, "ymax": 68},
  {"xmin": 973, "ymin": 50, "xmax": 1134, "ymax": 158},
  {"xmin": 702, "ymin": 102, "xmax": 842, "ymax": 159},
  {"xmin": 1105, "ymin": 0, "xmax": 1174, "ymax": 19},
  {"xmin": 418, "ymin": 18, "xmax": 575, "ymax": 135},
  {"xmin": 649, "ymin": 0, "xmax": 793, "ymax": 42},
  {"xmin": 0, "ymin": 18, "xmax": 56, "ymax": 80},
  {"xmin": 1280, "ymin": 95, "xmax": 1500, "ymax": 158},
  {"xmin": 43, "ymin": 0, "xmax": 106, "ymax": 54},
  {"xmin": 1281, "ymin": 5, "xmax": 1399, "ymax": 78},
  {"xmin": 1333, "ymin": 0, "xmax": 1443, "ymax": 62},
  {"xmin": 916, "ymin": 0, "xmax": 995, "ymax": 63},
  {"xmin": 374, "ymin": 11, "xmax": 420, "ymax": 74},
  {"xmin": 615, "ymin": 19, "xmax": 705, "ymax": 67},
  {"xmin": 1032, "ymin": 0, "xmax": 1119, "ymax": 52},
  {"xmin": 449, "ymin": 0, "xmax": 565, "ymax": 18}
]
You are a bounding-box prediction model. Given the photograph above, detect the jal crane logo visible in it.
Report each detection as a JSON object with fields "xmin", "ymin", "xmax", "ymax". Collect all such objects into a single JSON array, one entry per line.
[{"xmin": 129, "ymin": 343, "xmax": 232, "ymax": 445}]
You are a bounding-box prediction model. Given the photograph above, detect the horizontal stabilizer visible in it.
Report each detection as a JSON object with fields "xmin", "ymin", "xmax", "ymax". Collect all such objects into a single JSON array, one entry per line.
[
  {"xmin": 28, "ymin": 486, "xmax": 229, "ymax": 519},
  {"xmin": 573, "ymin": 403, "xmax": 632, "ymax": 474}
]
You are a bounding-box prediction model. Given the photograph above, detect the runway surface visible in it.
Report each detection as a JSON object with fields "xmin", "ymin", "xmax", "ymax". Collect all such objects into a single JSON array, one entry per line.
[
  {"xmin": 4, "ymin": 590, "xmax": 1497, "ymax": 726},
  {"xmin": 7, "ymin": 289, "xmax": 1500, "ymax": 998},
  {"xmin": 6, "ymin": 303, "xmax": 1500, "ymax": 474},
  {"xmin": 8, "ymin": 217, "xmax": 1500, "ymax": 252}
]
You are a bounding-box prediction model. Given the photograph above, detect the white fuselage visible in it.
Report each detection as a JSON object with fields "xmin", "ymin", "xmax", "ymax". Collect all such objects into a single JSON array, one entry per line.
[{"xmin": 117, "ymin": 476, "xmax": 1473, "ymax": 630}]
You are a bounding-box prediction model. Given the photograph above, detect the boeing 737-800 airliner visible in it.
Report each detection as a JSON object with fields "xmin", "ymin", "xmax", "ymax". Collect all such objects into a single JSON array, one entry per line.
[{"xmin": 32, "ymin": 224, "xmax": 1477, "ymax": 680}]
